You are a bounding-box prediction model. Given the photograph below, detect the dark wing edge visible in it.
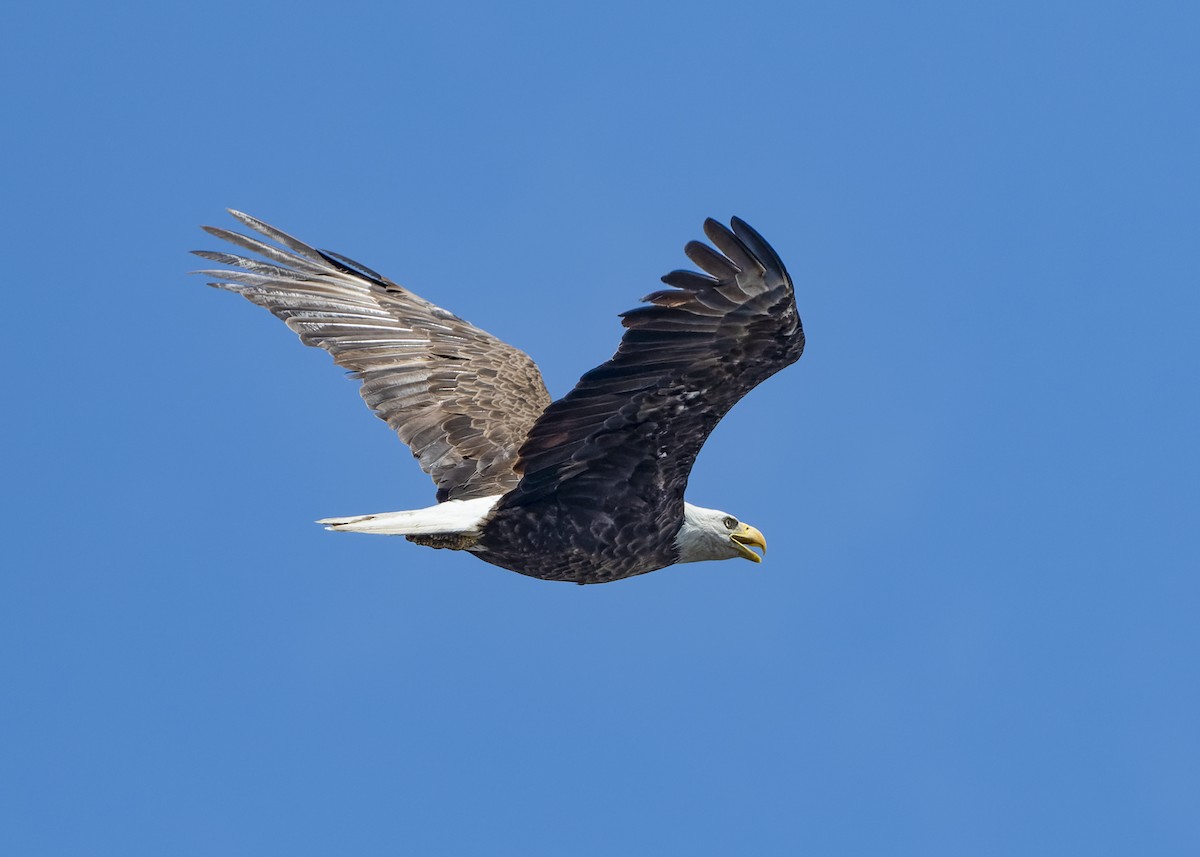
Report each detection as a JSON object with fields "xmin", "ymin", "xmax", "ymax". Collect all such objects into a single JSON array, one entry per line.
[
  {"xmin": 498, "ymin": 217, "xmax": 805, "ymax": 512},
  {"xmin": 192, "ymin": 210, "xmax": 552, "ymax": 502}
]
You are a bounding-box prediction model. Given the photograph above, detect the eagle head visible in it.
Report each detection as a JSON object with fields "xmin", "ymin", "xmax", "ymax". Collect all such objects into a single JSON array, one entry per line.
[{"xmin": 675, "ymin": 503, "xmax": 767, "ymax": 565}]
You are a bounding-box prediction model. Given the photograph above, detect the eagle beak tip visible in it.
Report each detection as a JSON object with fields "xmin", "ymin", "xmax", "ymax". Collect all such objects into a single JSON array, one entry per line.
[{"xmin": 730, "ymin": 525, "xmax": 767, "ymax": 563}]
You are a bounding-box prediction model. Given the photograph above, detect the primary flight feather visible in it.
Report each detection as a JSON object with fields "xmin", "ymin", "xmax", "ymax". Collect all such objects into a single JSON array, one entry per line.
[{"xmin": 194, "ymin": 212, "xmax": 805, "ymax": 584}]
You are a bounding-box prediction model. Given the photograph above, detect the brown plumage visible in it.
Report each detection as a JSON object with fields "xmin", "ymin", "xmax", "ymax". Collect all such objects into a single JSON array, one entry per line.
[{"xmin": 194, "ymin": 211, "xmax": 550, "ymax": 502}]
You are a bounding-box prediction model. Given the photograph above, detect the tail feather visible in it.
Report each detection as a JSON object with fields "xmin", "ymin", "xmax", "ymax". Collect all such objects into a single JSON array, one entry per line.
[{"xmin": 317, "ymin": 495, "xmax": 501, "ymax": 535}]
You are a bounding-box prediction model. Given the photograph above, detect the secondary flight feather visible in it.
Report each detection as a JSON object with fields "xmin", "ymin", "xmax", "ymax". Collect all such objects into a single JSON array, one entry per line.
[{"xmin": 194, "ymin": 211, "xmax": 806, "ymax": 584}]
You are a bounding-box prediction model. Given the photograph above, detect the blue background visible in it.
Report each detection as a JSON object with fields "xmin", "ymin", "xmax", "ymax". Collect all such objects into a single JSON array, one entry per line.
[{"xmin": 3, "ymin": 1, "xmax": 1197, "ymax": 854}]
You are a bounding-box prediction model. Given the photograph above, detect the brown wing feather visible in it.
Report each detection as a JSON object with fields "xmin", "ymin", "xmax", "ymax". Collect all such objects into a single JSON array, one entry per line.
[
  {"xmin": 498, "ymin": 217, "xmax": 804, "ymax": 514},
  {"xmin": 193, "ymin": 210, "xmax": 551, "ymax": 502}
]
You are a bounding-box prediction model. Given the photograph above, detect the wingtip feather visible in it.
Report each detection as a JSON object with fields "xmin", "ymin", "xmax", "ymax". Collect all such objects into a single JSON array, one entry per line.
[{"xmin": 729, "ymin": 216, "xmax": 787, "ymax": 277}]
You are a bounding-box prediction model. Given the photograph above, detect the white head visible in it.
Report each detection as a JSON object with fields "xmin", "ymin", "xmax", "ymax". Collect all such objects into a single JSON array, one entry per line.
[{"xmin": 674, "ymin": 503, "xmax": 767, "ymax": 565}]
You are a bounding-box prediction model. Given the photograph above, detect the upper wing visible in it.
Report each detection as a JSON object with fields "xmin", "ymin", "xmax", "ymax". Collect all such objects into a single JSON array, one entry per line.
[
  {"xmin": 497, "ymin": 217, "xmax": 804, "ymax": 513},
  {"xmin": 193, "ymin": 210, "xmax": 551, "ymax": 502}
]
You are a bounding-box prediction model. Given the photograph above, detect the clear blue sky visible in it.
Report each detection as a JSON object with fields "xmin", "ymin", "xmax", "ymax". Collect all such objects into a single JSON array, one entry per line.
[{"xmin": 2, "ymin": 1, "xmax": 1197, "ymax": 854}]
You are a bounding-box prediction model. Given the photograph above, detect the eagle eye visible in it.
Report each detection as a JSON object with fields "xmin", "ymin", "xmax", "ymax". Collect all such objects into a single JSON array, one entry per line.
[{"xmin": 723, "ymin": 516, "xmax": 738, "ymax": 530}]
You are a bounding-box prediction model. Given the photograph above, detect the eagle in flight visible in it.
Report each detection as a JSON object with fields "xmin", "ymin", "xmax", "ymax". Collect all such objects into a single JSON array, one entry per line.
[{"xmin": 194, "ymin": 212, "xmax": 806, "ymax": 584}]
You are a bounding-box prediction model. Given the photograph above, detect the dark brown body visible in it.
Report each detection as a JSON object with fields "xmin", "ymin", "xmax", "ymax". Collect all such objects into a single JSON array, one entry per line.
[{"xmin": 476, "ymin": 493, "xmax": 686, "ymax": 584}]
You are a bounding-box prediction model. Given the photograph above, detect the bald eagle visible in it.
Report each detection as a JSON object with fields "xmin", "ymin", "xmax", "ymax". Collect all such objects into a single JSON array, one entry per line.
[{"xmin": 194, "ymin": 212, "xmax": 805, "ymax": 584}]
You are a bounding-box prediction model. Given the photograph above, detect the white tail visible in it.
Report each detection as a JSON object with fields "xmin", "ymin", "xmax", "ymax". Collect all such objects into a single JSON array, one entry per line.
[{"xmin": 316, "ymin": 495, "xmax": 502, "ymax": 536}]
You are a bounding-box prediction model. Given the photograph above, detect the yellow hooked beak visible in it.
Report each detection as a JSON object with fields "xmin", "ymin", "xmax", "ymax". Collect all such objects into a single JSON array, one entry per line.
[{"xmin": 730, "ymin": 523, "xmax": 767, "ymax": 563}]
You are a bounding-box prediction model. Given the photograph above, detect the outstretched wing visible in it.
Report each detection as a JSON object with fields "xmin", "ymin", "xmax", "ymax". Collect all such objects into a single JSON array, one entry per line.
[
  {"xmin": 193, "ymin": 210, "xmax": 551, "ymax": 502},
  {"xmin": 497, "ymin": 217, "xmax": 804, "ymax": 514}
]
